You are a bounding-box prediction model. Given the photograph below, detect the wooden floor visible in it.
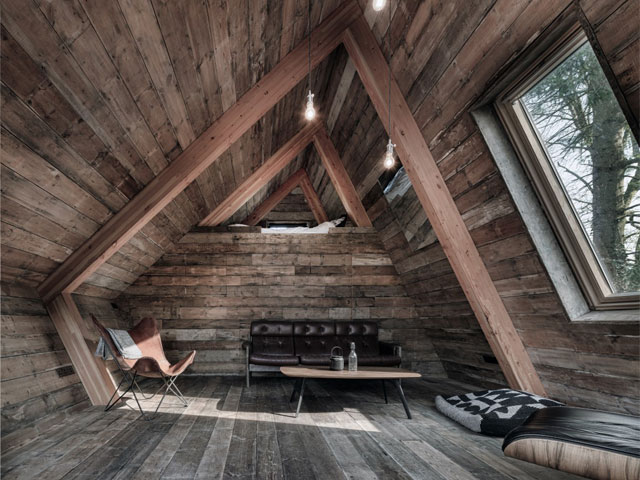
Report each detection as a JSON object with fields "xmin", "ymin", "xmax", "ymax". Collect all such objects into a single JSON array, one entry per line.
[{"xmin": 1, "ymin": 376, "xmax": 582, "ymax": 480}]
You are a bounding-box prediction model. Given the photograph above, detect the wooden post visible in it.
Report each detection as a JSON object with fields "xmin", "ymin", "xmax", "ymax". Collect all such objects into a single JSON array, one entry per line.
[
  {"xmin": 313, "ymin": 128, "xmax": 372, "ymax": 227},
  {"xmin": 201, "ymin": 124, "xmax": 320, "ymax": 226},
  {"xmin": 298, "ymin": 171, "xmax": 329, "ymax": 224},
  {"xmin": 243, "ymin": 169, "xmax": 328, "ymax": 225},
  {"xmin": 243, "ymin": 169, "xmax": 307, "ymax": 225},
  {"xmin": 37, "ymin": 1, "xmax": 360, "ymax": 303},
  {"xmin": 343, "ymin": 16, "xmax": 546, "ymax": 395},
  {"xmin": 46, "ymin": 294, "xmax": 116, "ymax": 405}
]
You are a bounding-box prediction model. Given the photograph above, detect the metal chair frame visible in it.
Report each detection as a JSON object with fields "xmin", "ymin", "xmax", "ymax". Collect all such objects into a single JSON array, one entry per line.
[{"xmin": 101, "ymin": 338, "xmax": 188, "ymax": 420}]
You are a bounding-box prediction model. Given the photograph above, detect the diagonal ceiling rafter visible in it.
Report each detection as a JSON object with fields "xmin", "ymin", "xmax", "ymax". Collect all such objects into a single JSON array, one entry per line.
[
  {"xmin": 243, "ymin": 168, "xmax": 328, "ymax": 226},
  {"xmin": 38, "ymin": 0, "xmax": 545, "ymax": 405},
  {"xmin": 37, "ymin": 1, "xmax": 361, "ymax": 305}
]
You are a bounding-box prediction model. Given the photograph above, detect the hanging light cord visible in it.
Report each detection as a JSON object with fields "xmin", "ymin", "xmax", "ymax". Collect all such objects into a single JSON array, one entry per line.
[
  {"xmin": 387, "ymin": 2, "xmax": 391, "ymax": 137},
  {"xmin": 308, "ymin": 0, "xmax": 312, "ymax": 93}
]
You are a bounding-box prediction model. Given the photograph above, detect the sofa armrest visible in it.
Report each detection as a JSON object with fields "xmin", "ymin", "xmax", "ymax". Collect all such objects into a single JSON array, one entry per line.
[{"xmin": 379, "ymin": 341, "xmax": 402, "ymax": 358}]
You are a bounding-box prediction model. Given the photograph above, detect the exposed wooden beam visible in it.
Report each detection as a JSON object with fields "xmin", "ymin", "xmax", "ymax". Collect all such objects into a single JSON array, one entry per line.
[
  {"xmin": 298, "ymin": 171, "xmax": 329, "ymax": 224},
  {"xmin": 243, "ymin": 168, "xmax": 328, "ymax": 226},
  {"xmin": 201, "ymin": 123, "xmax": 320, "ymax": 226},
  {"xmin": 37, "ymin": 1, "xmax": 360, "ymax": 303},
  {"xmin": 313, "ymin": 127, "xmax": 372, "ymax": 227},
  {"xmin": 244, "ymin": 169, "xmax": 307, "ymax": 225},
  {"xmin": 343, "ymin": 16, "xmax": 545, "ymax": 395},
  {"xmin": 46, "ymin": 294, "xmax": 116, "ymax": 405}
]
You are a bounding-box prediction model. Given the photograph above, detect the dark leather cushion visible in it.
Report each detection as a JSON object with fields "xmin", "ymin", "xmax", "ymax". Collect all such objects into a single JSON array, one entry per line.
[
  {"xmin": 358, "ymin": 355, "xmax": 401, "ymax": 367},
  {"xmin": 251, "ymin": 335, "xmax": 295, "ymax": 356},
  {"xmin": 335, "ymin": 321, "xmax": 379, "ymax": 356},
  {"xmin": 336, "ymin": 336, "xmax": 379, "ymax": 356},
  {"xmin": 335, "ymin": 321, "xmax": 378, "ymax": 336},
  {"xmin": 293, "ymin": 322, "xmax": 335, "ymax": 336},
  {"xmin": 294, "ymin": 336, "xmax": 338, "ymax": 356},
  {"xmin": 251, "ymin": 321, "xmax": 293, "ymax": 336},
  {"xmin": 293, "ymin": 322, "xmax": 337, "ymax": 356},
  {"xmin": 503, "ymin": 406, "xmax": 640, "ymax": 457},
  {"xmin": 249, "ymin": 353, "xmax": 299, "ymax": 366},
  {"xmin": 299, "ymin": 354, "xmax": 331, "ymax": 366}
]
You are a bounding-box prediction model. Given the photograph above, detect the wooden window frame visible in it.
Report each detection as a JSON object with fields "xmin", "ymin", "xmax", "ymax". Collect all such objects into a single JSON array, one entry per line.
[{"xmin": 496, "ymin": 28, "xmax": 639, "ymax": 310}]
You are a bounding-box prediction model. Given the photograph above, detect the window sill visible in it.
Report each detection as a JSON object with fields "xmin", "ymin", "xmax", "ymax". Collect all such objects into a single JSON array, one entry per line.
[{"xmin": 572, "ymin": 309, "xmax": 639, "ymax": 323}]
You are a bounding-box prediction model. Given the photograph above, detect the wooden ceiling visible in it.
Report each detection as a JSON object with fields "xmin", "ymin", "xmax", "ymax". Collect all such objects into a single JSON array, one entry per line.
[
  {"xmin": 1, "ymin": 0, "xmax": 357, "ymax": 298},
  {"xmin": 4, "ymin": 0, "xmax": 617, "ymax": 301}
]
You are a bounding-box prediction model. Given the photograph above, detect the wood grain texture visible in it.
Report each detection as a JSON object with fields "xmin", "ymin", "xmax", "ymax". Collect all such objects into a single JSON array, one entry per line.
[
  {"xmin": 45, "ymin": 294, "xmax": 116, "ymax": 406},
  {"xmin": 36, "ymin": 1, "xmax": 360, "ymax": 303},
  {"xmin": 281, "ymin": 366, "xmax": 422, "ymax": 379},
  {"xmin": 313, "ymin": 127, "xmax": 372, "ymax": 227},
  {"xmin": 244, "ymin": 169, "xmax": 308, "ymax": 225},
  {"xmin": 343, "ymin": 15, "xmax": 545, "ymax": 396},
  {"xmin": 117, "ymin": 227, "xmax": 445, "ymax": 377},
  {"xmin": 0, "ymin": 284, "xmax": 89, "ymax": 452},
  {"xmin": 1, "ymin": 376, "xmax": 582, "ymax": 479},
  {"xmin": 201, "ymin": 123, "xmax": 321, "ymax": 226},
  {"xmin": 244, "ymin": 169, "xmax": 328, "ymax": 226},
  {"xmin": 504, "ymin": 437, "xmax": 640, "ymax": 480}
]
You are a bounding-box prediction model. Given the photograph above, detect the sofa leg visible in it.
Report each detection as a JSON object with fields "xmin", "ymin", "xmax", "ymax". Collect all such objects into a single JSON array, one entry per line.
[{"xmin": 246, "ymin": 366, "xmax": 251, "ymax": 388}]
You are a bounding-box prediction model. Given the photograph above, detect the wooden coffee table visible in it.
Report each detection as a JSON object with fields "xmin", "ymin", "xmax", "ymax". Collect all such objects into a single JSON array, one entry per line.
[{"xmin": 280, "ymin": 366, "xmax": 421, "ymax": 419}]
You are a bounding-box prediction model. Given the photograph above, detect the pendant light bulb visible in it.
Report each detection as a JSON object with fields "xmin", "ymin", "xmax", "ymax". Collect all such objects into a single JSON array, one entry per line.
[
  {"xmin": 372, "ymin": 0, "xmax": 386, "ymax": 11},
  {"xmin": 383, "ymin": 138, "xmax": 395, "ymax": 169},
  {"xmin": 304, "ymin": 91, "xmax": 316, "ymax": 121}
]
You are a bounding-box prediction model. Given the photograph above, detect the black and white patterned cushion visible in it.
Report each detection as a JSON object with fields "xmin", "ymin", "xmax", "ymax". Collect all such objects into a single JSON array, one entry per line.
[{"xmin": 435, "ymin": 388, "xmax": 563, "ymax": 436}]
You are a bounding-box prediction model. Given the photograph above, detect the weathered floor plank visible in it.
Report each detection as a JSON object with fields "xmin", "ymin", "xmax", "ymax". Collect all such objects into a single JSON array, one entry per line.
[{"xmin": 1, "ymin": 376, "xmax": 583, "ymax": 480}]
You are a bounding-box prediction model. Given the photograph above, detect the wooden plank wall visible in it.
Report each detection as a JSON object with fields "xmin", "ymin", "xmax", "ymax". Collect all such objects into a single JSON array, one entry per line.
[
  {"xmin": 0, "ymin": 284, "xmax": 87, "ymax": 451},
  {"xmin": 116, "ymin": 228, "xmax": 445, "ymax": 378},
  {"xmin": 0, "ymin": 283, "xmax": 127, "ymax": 451},
  {"xmin": 344, "ymin": 0, "xmax": 639, "ymax": 414}
]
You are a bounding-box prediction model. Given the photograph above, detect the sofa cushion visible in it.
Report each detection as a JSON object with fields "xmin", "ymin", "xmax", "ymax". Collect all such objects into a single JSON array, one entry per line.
[
  {"xmin": 251, "ymin": 334, "xmax": 295, "ymax": 356},
  {"xmin": 299, "ymin": 354, "xmax": 332, "ymax": 366},
  {"xmin": 294, "ymin": 322, "xmax": 337, "ymax": 356},
  {"xmin": 249, "ymin": 353, "xmax": 299, "ymax": 366},
  {"xmin": 335, "ymin": 321, "xmax": 379, "ymax": 356},
  {"xmin": 251, "ymin": 321, "xmax": 293, "ymax": 336}
]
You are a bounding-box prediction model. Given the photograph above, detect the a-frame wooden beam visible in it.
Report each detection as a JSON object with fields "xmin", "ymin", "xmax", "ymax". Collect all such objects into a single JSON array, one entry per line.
[
  {"xmin": 46, "ymin": 294, "xmax": 116, "ymax": 405},
  {"xmin": 36, "ymin": 1, "xmax": 541, "ymax": 402},
  {"xmin": 200, "ymin": 123, "xmax": 370, "ymax": 227},
  {"xmin": 243, "ymin": 168, "xmax": 328, "ymax": 226},
  {"xmin": 343, "ymin": 16, "xmax": 545, "ymax": 395},
  {"xmin": 37, "ymin": 1, "xmax": 360, "ymax": 305},
  {"xmin": 298, "ymin": 171, "xmax": 330, "ymax": 225},
  {"xmin": 313, "ymin": 128, "xmax": 372, "ymax": 227},
  {"xmin": 200, "ymin": 123, "xmax": 320, "ymax": 226}
]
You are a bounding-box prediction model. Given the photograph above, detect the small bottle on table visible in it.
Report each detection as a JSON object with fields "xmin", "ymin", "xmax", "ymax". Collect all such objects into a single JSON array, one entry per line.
[{"xmin": 348, "ymin": 342, "xmax": 357, "ymax": 371}]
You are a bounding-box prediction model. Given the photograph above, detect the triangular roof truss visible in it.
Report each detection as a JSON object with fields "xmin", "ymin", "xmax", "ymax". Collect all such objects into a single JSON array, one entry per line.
[{"xmin": 40, "ymin": 0, "xmax": 545, "ymax": 405}]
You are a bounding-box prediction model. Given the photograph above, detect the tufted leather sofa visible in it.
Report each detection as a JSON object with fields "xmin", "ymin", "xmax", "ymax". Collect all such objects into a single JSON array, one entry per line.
[{"xmin": 242, "ymin": 321, "xmax": 401, "ymax": 386}]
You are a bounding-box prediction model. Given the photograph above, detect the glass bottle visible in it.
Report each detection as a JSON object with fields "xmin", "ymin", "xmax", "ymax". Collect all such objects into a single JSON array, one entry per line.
[{"xmin": 348, "ymin": 342, "xmax": 357, "ymax": 371}]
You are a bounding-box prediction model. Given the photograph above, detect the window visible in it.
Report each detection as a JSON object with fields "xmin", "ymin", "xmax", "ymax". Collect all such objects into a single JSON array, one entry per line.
[
  {"xmin": 497, "ymin": 33, "xmax": 639, "ymax": 310},
  {"xmin": 264, "ymin": 221, "xmax": 310, "ymax": 230}
]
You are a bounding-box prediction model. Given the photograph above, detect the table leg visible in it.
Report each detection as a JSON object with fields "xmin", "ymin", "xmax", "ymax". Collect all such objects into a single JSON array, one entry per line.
[
  {"xmin": 289, "ymin": 378, "xmax": 302, "ymax": 403},
  {"xmin": 393, "ymin": 379, "xmax": 412, "ymax": 419},
  {"xmin": 295, "ymin": 378, "xmax": 306, "ymax": 418},
  {"xmin": 382, "ymin": 380, "xmax": 388, "ymax": 404}
]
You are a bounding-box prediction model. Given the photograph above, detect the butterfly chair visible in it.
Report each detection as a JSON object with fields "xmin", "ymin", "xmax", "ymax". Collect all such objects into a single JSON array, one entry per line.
[{"xmin": 92, "ymin": 315, "xmax": 196, "ymax": 420}]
